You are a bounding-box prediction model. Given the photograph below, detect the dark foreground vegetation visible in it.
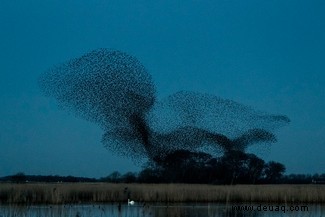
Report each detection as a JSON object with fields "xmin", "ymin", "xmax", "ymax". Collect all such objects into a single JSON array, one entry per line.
[{"xmin": 0, "ymin": 183, "xmax": 325, "ymax": 204}]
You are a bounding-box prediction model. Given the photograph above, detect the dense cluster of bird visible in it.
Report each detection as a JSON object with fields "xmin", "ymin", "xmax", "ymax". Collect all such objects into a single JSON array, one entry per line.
[{"xmin": 39, "ymin": 48, "xmax": 290, "ymax": 163}]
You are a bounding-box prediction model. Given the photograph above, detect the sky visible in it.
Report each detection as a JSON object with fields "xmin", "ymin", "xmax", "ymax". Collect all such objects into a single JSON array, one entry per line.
[{"xmin": 0, "ymin": 0, "xmax": 324, "ymax": 178}]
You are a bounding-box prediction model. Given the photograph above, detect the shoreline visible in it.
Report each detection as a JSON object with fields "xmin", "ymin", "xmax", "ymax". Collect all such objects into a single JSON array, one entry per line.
[{"xmin": 1, "ymin": 183, "xmax": 324, "ymax": 204}]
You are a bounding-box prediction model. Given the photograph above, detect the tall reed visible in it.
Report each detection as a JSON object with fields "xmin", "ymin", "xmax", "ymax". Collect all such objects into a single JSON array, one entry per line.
[{"xmin": 0, "ymin": 183, "xmax": 324, "ymax": 204}]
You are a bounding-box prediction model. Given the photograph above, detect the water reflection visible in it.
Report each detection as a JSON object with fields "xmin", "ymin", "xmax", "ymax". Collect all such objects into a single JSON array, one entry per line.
[{"xmin": 0, "ymin": 203, "xmax": 323, "ymax": 217}]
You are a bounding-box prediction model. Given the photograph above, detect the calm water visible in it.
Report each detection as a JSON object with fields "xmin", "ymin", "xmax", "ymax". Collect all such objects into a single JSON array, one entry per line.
[{"xmin": 0, "ymin": 203, "xmax": 324, "ymax": 217}]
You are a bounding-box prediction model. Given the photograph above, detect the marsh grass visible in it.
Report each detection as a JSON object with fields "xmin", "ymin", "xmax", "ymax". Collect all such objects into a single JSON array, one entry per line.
[{"xmin": 0, "ymin": 183, "xmax": 324, "ymax": 204}]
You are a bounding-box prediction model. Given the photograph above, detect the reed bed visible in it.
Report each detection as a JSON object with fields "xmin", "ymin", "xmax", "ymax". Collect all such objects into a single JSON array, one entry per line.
[{"xmin": 0, "ymin": 183, "xmax": 324, "ymax": 204}]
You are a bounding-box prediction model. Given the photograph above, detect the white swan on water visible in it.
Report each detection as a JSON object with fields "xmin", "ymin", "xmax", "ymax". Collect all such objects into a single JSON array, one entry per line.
[{"xmin": 128, "ymin": 199, "xmax": 135, "ymax": 205}]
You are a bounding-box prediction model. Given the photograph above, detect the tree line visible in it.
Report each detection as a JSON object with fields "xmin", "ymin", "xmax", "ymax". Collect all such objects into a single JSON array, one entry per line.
[{"xmin": 1, "ymin": 151, "xmax": 324, "ymax": 184}]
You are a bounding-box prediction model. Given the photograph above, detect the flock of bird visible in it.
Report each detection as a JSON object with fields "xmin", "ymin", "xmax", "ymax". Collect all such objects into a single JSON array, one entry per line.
[{"xmin": 39, "ymin": 48, "xmax": 290, "ymax": 163}]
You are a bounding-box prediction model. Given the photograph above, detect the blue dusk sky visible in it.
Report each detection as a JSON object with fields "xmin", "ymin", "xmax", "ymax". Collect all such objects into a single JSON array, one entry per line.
[{"xmin": 0, "ymin": 0, "xmax": 324, "ymax": 178}]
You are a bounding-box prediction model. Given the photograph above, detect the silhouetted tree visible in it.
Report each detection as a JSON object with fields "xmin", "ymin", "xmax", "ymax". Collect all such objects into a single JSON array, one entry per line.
[
  {"xmin": 121, "ymin": 172, "xmax": 137, "ymax": 183},
  {"xmin": 154, "ymin": 150, "xmax": 213, "ymax": 183},
  {"xmin": 138, "ymin": 168, "xmax": 163, "ymax": 183},
  {"xmin": 245, "ymin": 154, "xmax": 265, "ymax": 184},
  {"xmin": 263, "ymin": 161, "xmax": 286, "ymax": 183},
  {"xmin": 100, "ymin": 171, "xmax": 122, "ymax": 183},
  {"xmin": 11, "ymin": 172, "xmax": 27, "ymax": 183},
  {"xmin": 218, "ymin": 150, "xmax": 248, "ymax": 184},
  {"xmin": 214, "ymin": 151, "xmax": 266, "ymax": 184},
  {"xmin": 110, "ymin": 171, "xmax": 122, "ymax": 183}
]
